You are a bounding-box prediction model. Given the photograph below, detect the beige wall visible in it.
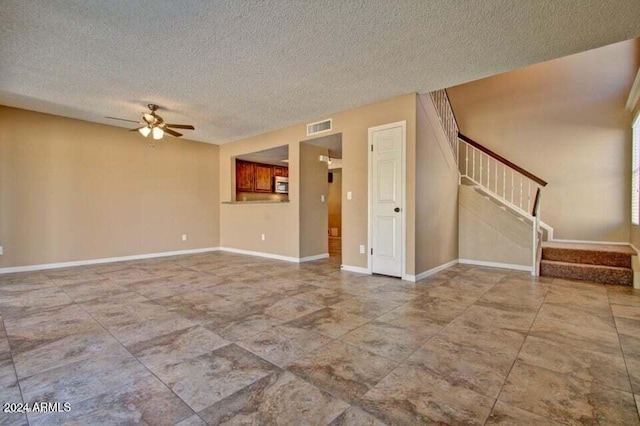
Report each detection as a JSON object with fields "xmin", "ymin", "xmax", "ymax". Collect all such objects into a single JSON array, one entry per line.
[
  {"xmin": 448, "ymin": 39, "xmax": 640, "ymax": 243},
  {"xmin": 0, "ymin": 106, "xmax": 220, "ymax": 268},
  {"xmin": 459, "ymin": 185, "xmax": 532, "ymax": 267},
  {"xmin": 236, "ymin": 191, "xmax": 288, "ymax": 202},
  {"xmin": 328, "ymin": 169, "xmax": 342, "ymax": 237},
  {"xmin": 219, "ymin": 94, "xmax": 416, "ymax": 271},
  {"xmin": 415, "ymin": 95, "xmax": 459, "ymax": 274},
  {"xmin": 299, "ymin": 143, "xmax": 329, "ymax": 258}
]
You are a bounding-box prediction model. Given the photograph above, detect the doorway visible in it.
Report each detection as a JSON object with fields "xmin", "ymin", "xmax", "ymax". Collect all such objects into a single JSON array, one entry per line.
[
  {"xmin": 368, "ymin": 121, "xmax": 406, "ymax": 278},
  {"xmin": 301, "ymin": 133, "xmax": 343, "ymax": 266}
]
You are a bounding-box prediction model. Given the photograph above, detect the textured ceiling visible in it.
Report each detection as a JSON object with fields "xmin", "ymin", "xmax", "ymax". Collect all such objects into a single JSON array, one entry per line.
[
  {"xmin": 1, "ymin": 1, "xmax": 640, "ymax": 145},
  {"xmin": 237, "ymin": 145, "xmax": 289, "ymax": 166},
  {"xmin": 303, "ymin": 133, "xmax": 343, "ymax": 159}
]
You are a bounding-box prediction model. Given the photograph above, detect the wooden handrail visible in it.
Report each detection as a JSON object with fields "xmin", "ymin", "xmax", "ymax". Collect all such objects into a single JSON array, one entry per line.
[
  {"xmin": 458, "ymin": 133, "xmax": 548, "ymax": 187},
  {"xmin": 532, "ymin": 187, "xmax": 541, "ymax": 217}
]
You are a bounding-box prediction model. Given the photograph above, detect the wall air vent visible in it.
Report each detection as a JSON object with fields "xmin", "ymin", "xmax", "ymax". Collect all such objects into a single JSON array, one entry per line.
[{"xmin": 307, "ymin": 118, "xmax": 332, "ymax": 136}]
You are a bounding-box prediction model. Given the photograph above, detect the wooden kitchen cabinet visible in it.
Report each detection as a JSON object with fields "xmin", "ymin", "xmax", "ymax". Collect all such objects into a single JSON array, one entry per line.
[
  {"xmin": 254, "ymin": 164, "xmax": 273, "ymax": 192},
  {"xmin": 274, "ymin": 166, "xmax": 285, "ymax": 177},
  {"xmin": 236, "ymin": 160, "xmax": 254, "ymax": 192}
]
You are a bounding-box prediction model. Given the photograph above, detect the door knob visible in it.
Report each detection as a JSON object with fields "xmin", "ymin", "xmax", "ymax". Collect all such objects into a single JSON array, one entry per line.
[{"xmin": 394, "ymin": 207, "xmax": 400, "ymax": 212}]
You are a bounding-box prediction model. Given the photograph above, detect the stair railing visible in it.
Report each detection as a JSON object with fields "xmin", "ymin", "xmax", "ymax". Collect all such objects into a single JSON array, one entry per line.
[
  {"xmin": 458, "ymin": 133, "xmax": 547, "ymax": 218},
  {"xmin": 532, "ymin": 188, "xmax": 542, "ymax": 276},
  {"xmin": 429, "ymin": 89, "xmax": 459, "ymax": 163},
  {"xmin": 428, "ymin": 88, "xmax": 551, "ymax": 275}
]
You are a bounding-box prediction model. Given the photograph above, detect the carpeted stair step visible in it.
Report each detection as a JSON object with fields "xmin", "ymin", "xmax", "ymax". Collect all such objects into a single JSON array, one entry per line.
[
  {"xmin": 542, "ymin": 245, "xmax": 632, "ymax": 268},
  {"xmin": 540, "ymin": 260, "xmax": 632, "ymax": 285}
]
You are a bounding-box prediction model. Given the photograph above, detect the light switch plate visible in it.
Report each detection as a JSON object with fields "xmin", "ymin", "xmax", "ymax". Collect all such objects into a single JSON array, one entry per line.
[
  {"xmin": 182, "ymin": 234, "xmax": 188, "ymax": 241},
  {"xmin": 359, "ymin": 245, "xmax": 365, "ymax": 254},
  {"xmin": 0, "ymin": 246, "xmax": 3, "ymax": 255},
  {"xmin": 321, "ymin": 194, "xmax": 325, "ymax": 202},
  {"xmin": 261, "ymin": 234, "xmax": 266, "ymax": 241},
  {"xmin": 347, "ymin": 191, "xmax": 353, "ymax": 200}
]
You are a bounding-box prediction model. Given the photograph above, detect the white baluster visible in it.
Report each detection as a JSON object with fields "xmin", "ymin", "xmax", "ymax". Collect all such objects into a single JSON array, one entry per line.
[
  {"xmin": 511, "ymin": 171, "xmax": 514, "ymax": 203},
  {"xmin": 519, "ymin": 177, "xmax": 523, "ymax": 210},
  {"xmin": 465, "ymin": 144, "xmax": 469, "ymax": 176},
  {"xmin": 479, "ymin": 153, "xmax": 483, "ymax": 186},
  {"xmin": 495, "ymin": 161, "xmax": 498, "ymax": 193},
  {"xmin": 502, "ymin": 164, "xmax": 506, "ymax": 198},
  {"xmin": 486, "ymin": 156, "xmax": 490, "ymax": 188},
  {"xmin": 472, "ymin": 148, "xmax": 476, "ymax": 181},
  {"xmin": 527, "ymin": 181, "xmax": 531, "ymax": 212}
]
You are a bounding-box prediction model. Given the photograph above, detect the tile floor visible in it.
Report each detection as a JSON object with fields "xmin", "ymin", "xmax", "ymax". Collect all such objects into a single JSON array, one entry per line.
[{"xmin": 1, "ymin": 251, "xmax": 640, "ymax": 425}]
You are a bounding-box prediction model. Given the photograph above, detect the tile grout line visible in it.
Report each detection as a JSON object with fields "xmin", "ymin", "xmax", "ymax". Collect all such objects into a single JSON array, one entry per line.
[
  {"xmin": 605, "ymin": 285, "xmax": 640, "ymax": 423},
  {"xmin": 332, "ymin": 269, "xmax": 508, "ymax": 424},
  {"xmin": 0, "ymin": 313, "xmax": 31, "ymax": 426},
  {"xmin": 484, "ymin": 274, "xmax": 553, "ymax": 425},
  {"xmin": 54, "ymin": 279, "xmax": 205, "ymax": 426}
]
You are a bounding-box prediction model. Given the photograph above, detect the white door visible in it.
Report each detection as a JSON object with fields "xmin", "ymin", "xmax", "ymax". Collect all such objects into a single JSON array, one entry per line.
[{"xmin": 370, "ymin": 123, "xmax": 404, "ymax": 277}]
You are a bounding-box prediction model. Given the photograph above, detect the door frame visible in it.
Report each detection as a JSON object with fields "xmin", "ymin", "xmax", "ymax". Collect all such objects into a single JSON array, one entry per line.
[{"xmin": 367, "ymin": 120, "xmax": 407, "ymax": 280}]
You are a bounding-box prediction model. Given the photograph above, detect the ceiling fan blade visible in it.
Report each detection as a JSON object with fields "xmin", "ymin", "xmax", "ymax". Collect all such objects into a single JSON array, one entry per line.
[
  {"xmin": 129, "ymin": 127, "xmax": 145, "ymax": 132},
  {"xmin": 165, "ymin": 124, "xmax": 195, "ymax": 130},
  {"xmin": 164, "ymin": 128, "xmax": 183, "ymax": 137},
  {"xmin": 105, "ymin": 116, "xmax": 140, "ymax": 123}
]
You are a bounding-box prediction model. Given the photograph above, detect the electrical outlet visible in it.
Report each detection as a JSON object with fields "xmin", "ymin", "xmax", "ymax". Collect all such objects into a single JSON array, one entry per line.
[
  {"xmin": 359, "ymin": 244, "xmax": 365, "ymax": 254},
  {"xmin": 182, "ymin": 234, "xmax": 187, "ymax": 241},
  {"xmin": 261, "ymin": 234, "xmax": 266, "ymax": 241},
  {"xmin": 0, "ymin": 246, "xmax": 3, "ymax": 255},
  {"xmin": 347, "ymin": 191, "xmax": 353, "ymax": 200}
]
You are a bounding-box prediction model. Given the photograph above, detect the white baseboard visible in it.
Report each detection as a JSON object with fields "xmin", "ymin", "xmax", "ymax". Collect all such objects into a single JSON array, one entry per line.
[
  {"xmin": 340, "ymin": 264, "xmax": 371, "ymax": 274},
  {"xmin": 549, "ymin": 238, "xmax": 631, "ymax": 246},
  {"xmin": 413, "ymin": 259, "xmax": 459, "ymax": 282},
  {"xmin": 0, "ymin": 247, "xmax": 221, "ymax": 274},
  {"xmin": 458, "ymin": 258, "xmax": 531, "ymax": 272},
  {"xmin": 218, "ymin": 247, "xmax": 301, "ymax": 263},
  {"xmin": 300, "ymin": 253, "xmax": 330, "ymax": 262}
]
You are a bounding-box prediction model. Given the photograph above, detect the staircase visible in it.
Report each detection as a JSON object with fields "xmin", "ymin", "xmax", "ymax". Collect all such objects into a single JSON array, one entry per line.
[
  {"xmin": 429, "ymin": 88, "xmax": 636, "ymax": 285},
  {"xmin": 540, "ymin": 242, "xmax": 634, "ymax": 285}
]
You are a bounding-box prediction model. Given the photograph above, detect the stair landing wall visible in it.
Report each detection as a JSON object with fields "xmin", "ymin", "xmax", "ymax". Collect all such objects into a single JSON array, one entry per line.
[{"xmin": 459, "ymin": 185, "xmax": 532, "ymax": 267}]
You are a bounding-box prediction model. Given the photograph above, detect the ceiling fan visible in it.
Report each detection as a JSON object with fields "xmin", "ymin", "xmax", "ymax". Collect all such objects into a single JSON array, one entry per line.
[{"xmin": 106, "ymin": 104, "xmax": 195, "ymax": 141}]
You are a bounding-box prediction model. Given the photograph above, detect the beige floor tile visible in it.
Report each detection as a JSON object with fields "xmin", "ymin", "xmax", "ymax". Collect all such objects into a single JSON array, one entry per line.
[
  {"xmin": 150, "ymin": 343, "xmax": 277, "ymax": 412},
  {"xmin": 328, "ymin": 406, "xmax": 388, "ymax": 426},
  {"xmin": 518, "ymin": 335, "xmax": 631, "ymax": 392},
  {"xmin": 340, "ymin": 321, "xmax": 428, "ymax": 361},
  {"xmin": 198, "ymin": 370, "xmax": 349, "ymax": 425},
  {"xmin": 499, "ymin": 360, "xmax": 639, "ymax": 425},
  {"xmin": 450, "ymin": 304, "xmax": 537, "ymax": 333},
  {"xmin": 407, "ymin": 324, "xmax": 524, "ymax": 398},
  {"xmin": 358, "ymin": 363, "xmax": 495, "ymax": 425},
  {"xmin": 6, "ymin": 256, "xmax": 640, "ymax": 424},
  {"xmin": 284, "ymin": 307, "xmax": 369, "ymax": 339},
  {"xmin": 537, "ymin": 302, "xmax": 616, "ymax": 332},
  {"xmin": 28, "ymin": 375, "xmax": 194, "ymax": 426},
  {"xmin": 486, "ymin": 401, "xmax": 563, "ymax": 425},
  {"xmin": 376, "ymin": 305, "xmax": 444, "ymax": 337},
  {"xmin": 288, "ymin": 340, "xmax": 397, "ymax": 403},
  {"xmin": 529, "ymin": 316, "xmax": 622, "ymax": 356},
  {"xmin": 331, "ymin": 297, "xmax": 401, "ymax": 320},
  {"xmin": 237, "ymin": 324, "xmax": 332, "ymax": 368},
  {"xmin": 263, "ymin": 296, "xmax": 324, "ymax": 321}
]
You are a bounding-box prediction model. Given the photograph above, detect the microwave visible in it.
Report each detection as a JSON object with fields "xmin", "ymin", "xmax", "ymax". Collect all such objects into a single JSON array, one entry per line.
[{"xmin": 274, "ymin": 176, "xmax": 289, "ymax": 194}]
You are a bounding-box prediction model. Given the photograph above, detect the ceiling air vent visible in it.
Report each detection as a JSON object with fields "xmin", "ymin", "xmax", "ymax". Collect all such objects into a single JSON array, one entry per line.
[{"xmin": 307, "ymin": 118, "xmax": 332, "ymax": 136}]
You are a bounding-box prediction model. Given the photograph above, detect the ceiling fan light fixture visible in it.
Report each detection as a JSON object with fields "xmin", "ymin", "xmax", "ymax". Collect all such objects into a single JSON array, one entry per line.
[
  {"xmin": 152, "ymin": 127, "xmax": 164, "ymax": 140},
  {"xmin": 138, "ymin": 126, "xmax": 151, "ymax": 137}
]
